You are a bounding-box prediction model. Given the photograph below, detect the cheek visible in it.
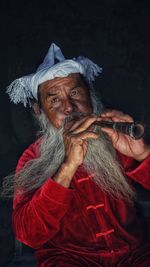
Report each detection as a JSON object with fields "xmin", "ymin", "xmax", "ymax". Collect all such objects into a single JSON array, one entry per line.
[
  {"xmin": 76, "ymin": 99, "xmax": 93, "ymax": 113},
  {"xmin": 44, "ymin": 107, "xmax": 65, "ymax": 128},
  {"xmin": 43, "ymin": 103, "xmax": 60, "ymax": 117}
]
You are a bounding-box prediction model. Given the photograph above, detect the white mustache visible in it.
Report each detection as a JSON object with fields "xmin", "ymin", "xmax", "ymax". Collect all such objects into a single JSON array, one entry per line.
[{"xmin": 64, "ymin": 112, "xmax": 93, "ymax": 125}]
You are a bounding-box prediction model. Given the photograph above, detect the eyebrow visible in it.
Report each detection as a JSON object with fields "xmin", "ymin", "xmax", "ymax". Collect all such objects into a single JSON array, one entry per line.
[
  {"xmin": 46, "ymin": 92, "xmax": 57, "ymax": 96},
  {"xmin": 70, "ymin": 81, "xmax": 84, "ymax": 91},
  {"xmin": 41, "ymin": 79, "xmax": 84, "ymax": 97},
  {"xmin": 46, "ymin": 83, "xmax": 82, "ymax": 95},
  {"xmin": 74, "ymin": 80, "xmax": 83, "ymax": 87}
]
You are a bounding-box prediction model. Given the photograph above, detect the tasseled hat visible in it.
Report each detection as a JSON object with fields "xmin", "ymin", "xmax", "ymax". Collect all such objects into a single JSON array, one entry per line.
[{"xmin": 7, "ymin": 43, "xmax": 102, "ymax": 107}]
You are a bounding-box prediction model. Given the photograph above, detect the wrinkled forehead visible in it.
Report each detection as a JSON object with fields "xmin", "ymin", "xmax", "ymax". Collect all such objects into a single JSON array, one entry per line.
[{"xmin": 38, "ymin": 73, "xmax": 89, "ymax": 96}]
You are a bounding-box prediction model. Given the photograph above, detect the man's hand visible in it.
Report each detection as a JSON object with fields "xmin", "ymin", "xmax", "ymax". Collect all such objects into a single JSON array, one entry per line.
[
  {"xmin": 53, "ymin": 115, "xmax": 99, "ymax": 187},
  {"xmin": 99, "ymin": 109, "xmax": 150, "ymax": 162},
  {"xmin": 63, "ymin": 115, "xmax": 99, "ymax": 167}
]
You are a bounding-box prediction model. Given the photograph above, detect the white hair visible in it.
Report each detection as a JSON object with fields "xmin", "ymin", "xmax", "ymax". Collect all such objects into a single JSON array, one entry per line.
[{"xmin": 1, "ymin": 92, "xmax": 135, "ymax": 202}]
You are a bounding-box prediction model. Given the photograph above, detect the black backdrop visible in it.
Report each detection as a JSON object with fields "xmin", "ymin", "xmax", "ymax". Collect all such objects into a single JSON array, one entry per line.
[{"xmin": 0, "ymin": 0, "xmax": 150, "ymax": 265}]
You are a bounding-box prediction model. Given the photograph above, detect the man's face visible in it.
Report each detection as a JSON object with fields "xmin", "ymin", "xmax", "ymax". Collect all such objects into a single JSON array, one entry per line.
[{"xmin": 38, "ymin": 73, "xmax": 93, "ymax": 128}]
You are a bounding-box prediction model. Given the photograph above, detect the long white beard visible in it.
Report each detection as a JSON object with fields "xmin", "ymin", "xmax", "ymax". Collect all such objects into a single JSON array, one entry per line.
[
  {"xmin": 6, "ymin": 110, "xmax": 134, "ymax": 203},
  {"xmin": 84, "ymin": 128, "xmax": 135, "ymax": 201}
]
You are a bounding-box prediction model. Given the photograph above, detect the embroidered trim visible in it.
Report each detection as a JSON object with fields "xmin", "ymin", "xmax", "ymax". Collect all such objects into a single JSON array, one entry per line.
[
  {"xmin": 86, "ymin": 204, "xmax": 104, "ymax": 210},
  {"xmin": 96, "ymin": 229, "xmax": 114, "ymax": 238},
  {"xmin": 77, "ymin": 174, "xmax": 94, "ymax": 183}
]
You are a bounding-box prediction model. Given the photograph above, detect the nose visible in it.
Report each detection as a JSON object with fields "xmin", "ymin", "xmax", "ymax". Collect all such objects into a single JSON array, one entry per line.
[{"xmin": 63, "ymin": 98, "xmax": 74, "ymax": 115}]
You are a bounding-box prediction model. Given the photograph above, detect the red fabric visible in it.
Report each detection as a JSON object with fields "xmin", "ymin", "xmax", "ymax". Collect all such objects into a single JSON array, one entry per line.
[{"xmin": 13, "ymin": 141, "xmax": 150, "ymax": 266}]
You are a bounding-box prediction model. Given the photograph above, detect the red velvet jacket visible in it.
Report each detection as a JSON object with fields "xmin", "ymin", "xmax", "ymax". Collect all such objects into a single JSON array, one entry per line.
[{"xmin": 13, "ymin": 141, "xmax": 150, "ymax": 266}]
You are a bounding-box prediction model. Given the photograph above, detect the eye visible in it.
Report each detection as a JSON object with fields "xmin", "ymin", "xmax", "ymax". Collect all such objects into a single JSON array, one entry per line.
[
  {"xmin": 51, "ymin": 97, "xmax": 60, "ymax": 103},
  {"xmin": 70, "ymin": 89, "xmax": 78, "ymax": 97}
]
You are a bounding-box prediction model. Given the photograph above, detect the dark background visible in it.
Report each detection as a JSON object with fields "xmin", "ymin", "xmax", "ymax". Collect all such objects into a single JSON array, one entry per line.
[{"xmin": 0, "ymin": 0, "xmax": 150, "ymax": 265}]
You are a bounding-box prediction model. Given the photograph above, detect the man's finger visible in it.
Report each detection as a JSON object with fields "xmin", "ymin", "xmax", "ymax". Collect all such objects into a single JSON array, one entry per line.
[
  {"xmin": 70, "ymin": 116, "xmax": 98, "ymax": 134},
  {"xmin": 100, "ymin": 110, "xmax": 133, "ymax": 123},
  {"xmin": 73, "ymin": 130, "xmax": 99, "ymax": 140}
]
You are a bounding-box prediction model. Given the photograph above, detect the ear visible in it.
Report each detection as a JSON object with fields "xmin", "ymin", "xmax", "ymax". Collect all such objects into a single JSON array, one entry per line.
[{"xmin": 32, "ymin": 102, "xmax": 41, "ymax": 117}]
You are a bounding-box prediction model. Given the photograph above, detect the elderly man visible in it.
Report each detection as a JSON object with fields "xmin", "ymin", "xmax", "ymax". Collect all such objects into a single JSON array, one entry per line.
[{"xmin": 4, "ymin": 43, "xmax": 150, "ymax": 266}]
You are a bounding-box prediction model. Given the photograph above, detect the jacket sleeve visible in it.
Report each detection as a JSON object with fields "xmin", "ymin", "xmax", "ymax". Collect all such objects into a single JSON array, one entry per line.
[
  {"xmin": 13, "ymin": 142, "xmax": 74, "ymax": 249},
  {"xmin": 117, "ymin": 151, "xmax": 150, "ymax": 190}
]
